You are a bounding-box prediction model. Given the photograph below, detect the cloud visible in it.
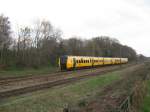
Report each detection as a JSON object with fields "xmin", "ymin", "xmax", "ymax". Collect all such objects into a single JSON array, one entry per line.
[{"xmin": 0, "ymin": 0, "xmax": 150, "ymax": 56}]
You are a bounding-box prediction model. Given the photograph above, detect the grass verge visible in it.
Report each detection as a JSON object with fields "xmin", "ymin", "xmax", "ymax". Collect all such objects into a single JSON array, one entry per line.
[
  {"xmin": 0, "ymin": 66, "xmax": 57, "ymax": 77},
  {"xmin": 0, "ymin": 71, "xmax": 122, "ymax": 112},
  {"xmin": 140, "ymin": 80, "xmax": 150, "ymax": 112}
]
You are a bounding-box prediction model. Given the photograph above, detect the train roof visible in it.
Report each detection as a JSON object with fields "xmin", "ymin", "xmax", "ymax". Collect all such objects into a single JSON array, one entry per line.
[{"xmin": 62, "ymin": 55, "xmax": 128, "ymax": 59}]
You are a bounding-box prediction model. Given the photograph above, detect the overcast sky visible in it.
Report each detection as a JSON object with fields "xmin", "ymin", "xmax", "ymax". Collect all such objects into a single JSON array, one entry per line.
[{"xmin": 0, "ymin": 0, "xmax": 150, "ymax": 56}]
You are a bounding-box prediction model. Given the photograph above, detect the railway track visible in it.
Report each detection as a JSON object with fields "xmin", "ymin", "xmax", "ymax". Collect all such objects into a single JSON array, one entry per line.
[
  {"xmin": 0, "ymin": 64, "xmax": 136, "ymax": 100},
  {"xmin": 0, "ymin": 71, "xmax": 61, "ymax": 85},
  {"xmin": 0, "ymin": 69, "xmax": 90, "ymax": 85},
  {"xmin": 0, "ymin": 65, "xmax": 121, "ymax": 85},
  {"xmin": 0, "ymin": 63, "xmax": 135, "ymax": 85}
]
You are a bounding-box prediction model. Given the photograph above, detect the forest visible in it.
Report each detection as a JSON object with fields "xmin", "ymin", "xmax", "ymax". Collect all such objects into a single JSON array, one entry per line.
[{"xmin": 0, "ymin": 15, "xmax": 146, "ymax": 69}]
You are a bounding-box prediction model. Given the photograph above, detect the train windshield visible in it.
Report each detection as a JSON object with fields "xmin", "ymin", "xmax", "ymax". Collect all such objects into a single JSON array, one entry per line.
[{"xmin": 60, "ymin": 56, "xmax": 67, "ymax": 70}]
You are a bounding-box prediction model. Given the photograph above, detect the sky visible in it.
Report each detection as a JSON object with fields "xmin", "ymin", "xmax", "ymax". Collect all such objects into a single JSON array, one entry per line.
[{"xmin": 0, "ymin": 0, "xmax": 150, "ymax": 56}]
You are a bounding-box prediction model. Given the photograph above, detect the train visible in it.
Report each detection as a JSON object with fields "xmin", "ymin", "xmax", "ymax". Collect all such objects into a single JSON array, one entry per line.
[{"xmin": 59, "ymin": 55, "xmax": 128, "ymax": 70}]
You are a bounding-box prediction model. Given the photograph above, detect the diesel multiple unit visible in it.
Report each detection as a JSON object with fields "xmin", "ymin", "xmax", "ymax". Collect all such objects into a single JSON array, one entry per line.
[{"xmin": 59, "ymin": 55, "xmax": 128, "ymax": 70}]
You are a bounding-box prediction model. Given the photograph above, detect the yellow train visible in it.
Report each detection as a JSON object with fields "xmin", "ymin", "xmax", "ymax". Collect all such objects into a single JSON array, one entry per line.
[{"xmin": 59, "ymin": 55, "xmax": 128, "ymax": 70}]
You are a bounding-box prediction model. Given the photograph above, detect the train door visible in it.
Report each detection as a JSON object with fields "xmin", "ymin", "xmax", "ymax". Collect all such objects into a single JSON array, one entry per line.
[
  {"xmin": 73, "ymin": 58, "xmax": 76, "ymax": 69},
  {"xmin": 92, "ymin": 59, "xmax": 94, "ymax": 67}
]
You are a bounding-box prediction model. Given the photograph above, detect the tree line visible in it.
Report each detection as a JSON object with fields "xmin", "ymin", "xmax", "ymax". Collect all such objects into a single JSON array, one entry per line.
[{"xmin": 0, "ymin": 15, "xmax": 145, "ymax": 69}]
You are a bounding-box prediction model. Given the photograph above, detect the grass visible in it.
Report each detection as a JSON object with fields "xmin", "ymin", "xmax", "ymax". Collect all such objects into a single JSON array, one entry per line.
[
  {"xmin": 140, "ymin": 62, "xmax": 150, "ymax": 112},
  {"xmin": 140, "ymin": 80, "xmax": 150, "ymax": 112},
  {"xmin": 0, "ymin": 66, "xmax": 58, "ymax": 77},
  {"xmin": 0, "ymin": 71, "xmax": 122, "ymax": 112}
]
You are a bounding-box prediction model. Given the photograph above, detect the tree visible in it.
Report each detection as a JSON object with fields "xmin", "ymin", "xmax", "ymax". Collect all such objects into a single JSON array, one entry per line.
[
  {"xmin": 16, "ymin": 27, "xmax": 32, "ymax": 67},
  {"xmin": 0, "ymin": 15, "xmax": 12, "ymax": 65},
  {"xmin": 0, "ymin": 14, "xmax": 139, "ymax": 69},
  {"xmin": 65, "ymin": 37, "xmax": 84, "ymax": 55}
]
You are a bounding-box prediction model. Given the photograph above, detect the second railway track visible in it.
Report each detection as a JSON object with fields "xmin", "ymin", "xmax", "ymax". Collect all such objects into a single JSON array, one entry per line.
[
  {"xmin": 0, "ymin": 63, "xmax": 137, "ymax": 100},
  {"xmin": 0, "ymin": 67, "xmax": 105, "ymax": 85}
]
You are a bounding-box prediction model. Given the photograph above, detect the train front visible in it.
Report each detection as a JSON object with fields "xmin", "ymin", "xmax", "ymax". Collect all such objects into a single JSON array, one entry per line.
[{"xmin": 59, "ymin": 56, "xmax": 68, "ymax": 70}]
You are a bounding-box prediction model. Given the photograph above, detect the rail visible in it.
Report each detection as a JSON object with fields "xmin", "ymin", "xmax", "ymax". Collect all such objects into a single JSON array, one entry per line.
[
  {"xmin": 113, "ymin": 73, "xmax": 148, "ymax": 112},
  {"xmin": 114, "ymin": 92, "xmax": 134, "ymax": 112}
]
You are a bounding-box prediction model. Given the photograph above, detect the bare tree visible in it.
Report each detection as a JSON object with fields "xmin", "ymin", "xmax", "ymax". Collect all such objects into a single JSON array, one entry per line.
[
  {"xmin": 0, "ymin": 15, "xmax": 12, "ymax": 65},
  {"xmin": 0, "ymin": 15, "xmax": 139, "ymax": 69}
]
